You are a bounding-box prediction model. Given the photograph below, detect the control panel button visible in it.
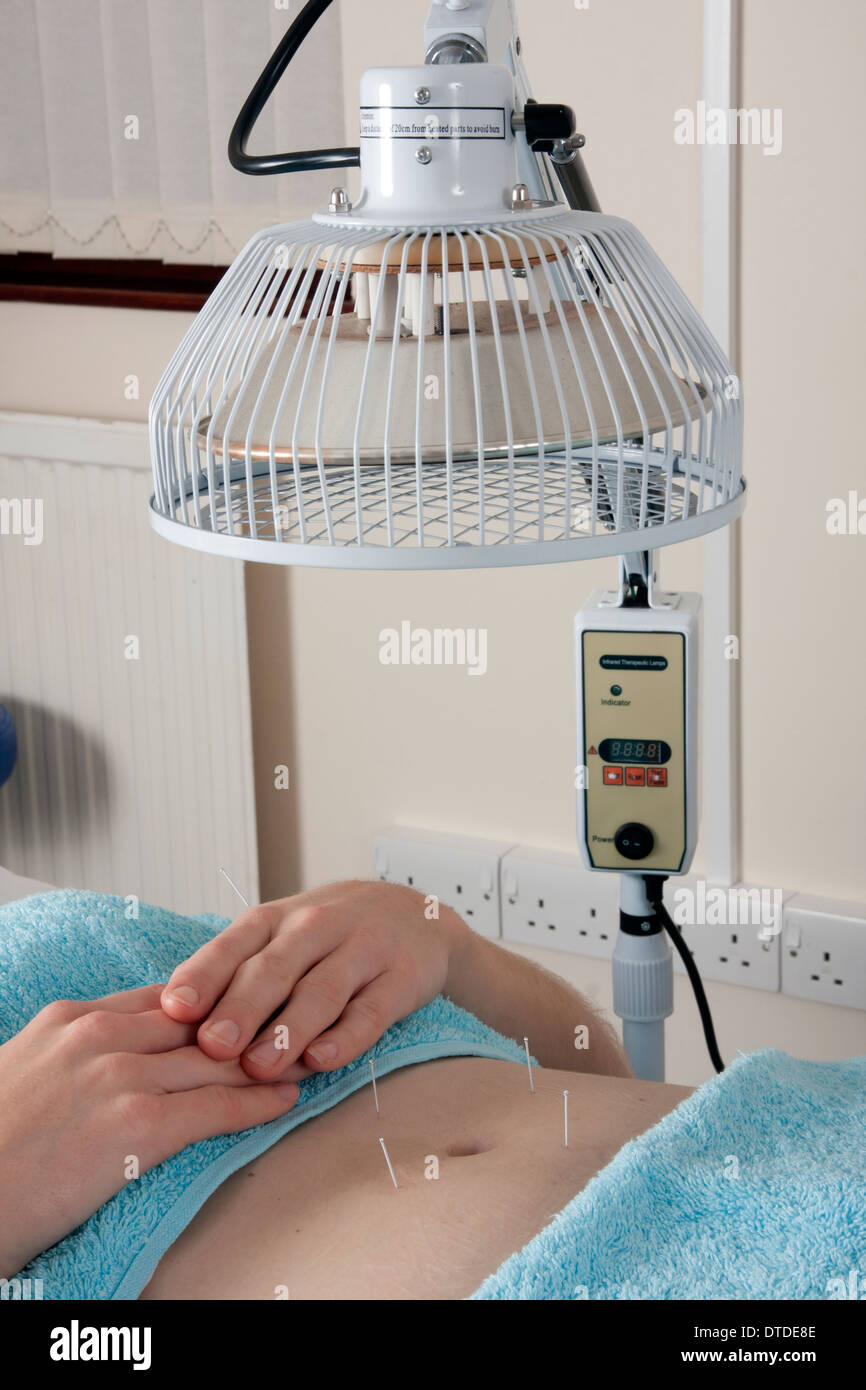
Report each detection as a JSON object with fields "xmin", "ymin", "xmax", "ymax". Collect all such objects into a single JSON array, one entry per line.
[
  {"xmin": 614, "ymin": 822, "xmax": 655, "ymax": 861},
  {"xmin": 603, "ymin": 766, "xmax": 623, "ymax": 785},
  {"xmin": 648, "ymin": 768, "xmax": 668, "ymax": 787},
  {"xmin": 625, "ymin": 767, "xmax": 645, "ymax": 786}
]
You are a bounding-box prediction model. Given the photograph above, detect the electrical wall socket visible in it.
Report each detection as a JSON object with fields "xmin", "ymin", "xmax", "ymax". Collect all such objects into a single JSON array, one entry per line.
[
  {"xmin": 667, "ymin": 878, "xmax": 785, "ymax": 993},
  {"xmin": 370, "ymin": 829, "xmax": 866, "ymax": 1010},
  {"xmin": 781, "ymin": 895, "xmax": 866, "ymax": 1011},
  {"xmin": 373, "ymin": 827, "xmax": 513, "ymax": 940},
  {"xmin": 500, "ymin": 845, "xmax": 619, "ymax": 957}
]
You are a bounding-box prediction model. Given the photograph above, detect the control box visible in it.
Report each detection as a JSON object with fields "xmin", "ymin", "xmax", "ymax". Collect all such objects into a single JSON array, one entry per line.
[{"xmin": 575, "ymin": 591, "xmax": 700, "ymax": 875}]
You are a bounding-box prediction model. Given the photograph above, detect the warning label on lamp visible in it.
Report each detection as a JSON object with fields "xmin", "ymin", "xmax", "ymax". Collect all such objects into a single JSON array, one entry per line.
[{"xmin": 360, "ymin": 106, "xmax": 507, "ymax": 141}]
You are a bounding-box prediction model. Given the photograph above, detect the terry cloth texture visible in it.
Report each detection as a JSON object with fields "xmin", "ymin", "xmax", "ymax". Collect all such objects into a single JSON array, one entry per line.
[
  {"xmin": 0, "ymin": 891, "xmax": 527, "ymax": 1300},
  {"xmin": 472, "ymin": 1048, "xmax": 866, "ymax": 1300}
]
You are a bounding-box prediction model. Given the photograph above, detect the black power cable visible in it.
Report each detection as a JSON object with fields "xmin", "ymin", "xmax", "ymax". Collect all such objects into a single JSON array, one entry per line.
[
  {"xmin": 228, "ymin": 0, "xmax": 360, "ymax": 176},
  {"xmin": 644, "ymin": 874, "xmax": 725, "ymax": 1073}
]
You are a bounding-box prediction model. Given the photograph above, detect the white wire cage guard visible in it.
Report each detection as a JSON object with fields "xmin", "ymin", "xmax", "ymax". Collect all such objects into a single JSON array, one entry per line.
[{"xmin": 149, "ymin": 210, "xmax": 744, "ymax": 569}]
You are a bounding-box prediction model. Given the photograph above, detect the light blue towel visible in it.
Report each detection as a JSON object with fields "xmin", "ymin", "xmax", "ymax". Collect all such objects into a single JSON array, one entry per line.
[
  {"xmin": 0, "ymin": 891, "xmax": 527, "ymax": 1300},
  {"xmin": 5, "ymin": 892, "xmax": 863, "ymax": 1302},
  {"xmin": 473, "ymin": 1048, "xmax": 866, "ymax": 1300}
]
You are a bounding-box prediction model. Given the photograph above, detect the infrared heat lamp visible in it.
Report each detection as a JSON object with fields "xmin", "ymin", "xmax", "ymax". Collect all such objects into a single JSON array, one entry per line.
[{"xmin": 149, "ymin": 0, "xmax": 744, "ymax": 1080}]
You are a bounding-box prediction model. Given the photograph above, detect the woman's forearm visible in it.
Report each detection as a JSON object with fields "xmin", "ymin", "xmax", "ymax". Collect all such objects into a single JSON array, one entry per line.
[{"xmin": 442, "ymin": 910, "xmax": 632, "ymax": 1077}]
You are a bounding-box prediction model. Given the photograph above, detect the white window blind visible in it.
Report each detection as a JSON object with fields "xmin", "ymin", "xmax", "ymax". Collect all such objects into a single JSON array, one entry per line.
[{"xmin": 0, "ymin": 0, "xmax": 345, "ymax": 264}]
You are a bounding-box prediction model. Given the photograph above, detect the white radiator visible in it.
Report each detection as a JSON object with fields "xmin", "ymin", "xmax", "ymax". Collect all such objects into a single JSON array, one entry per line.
[{"xmin": 0, "ymin": 413, "xmax": 259, "ymax": 919}]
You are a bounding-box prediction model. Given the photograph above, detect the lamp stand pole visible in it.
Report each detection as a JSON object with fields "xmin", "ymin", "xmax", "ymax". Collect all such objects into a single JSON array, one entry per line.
[{"xmin": 612, "ymin": 873, "xmax": 674, "ymax": 1082}]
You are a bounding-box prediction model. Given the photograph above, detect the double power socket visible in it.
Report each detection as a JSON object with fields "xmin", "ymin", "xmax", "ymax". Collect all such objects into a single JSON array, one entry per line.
[{"xmin": 373, "ymin": 826, "xmax": 866, "ymax": 1012}]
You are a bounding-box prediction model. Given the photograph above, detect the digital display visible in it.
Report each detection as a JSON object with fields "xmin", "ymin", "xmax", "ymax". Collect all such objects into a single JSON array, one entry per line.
[{"xmin": 599, "ymin": 738, "xmax": 671, "ymax": 765}]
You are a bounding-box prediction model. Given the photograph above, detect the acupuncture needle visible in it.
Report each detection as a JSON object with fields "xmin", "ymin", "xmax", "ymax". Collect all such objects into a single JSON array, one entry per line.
[
  {"xmin": 379, "ymin": 1137, "xmax": 398, "ymax": 1190},
  {"xmin": 219, "ymin": 866, "xmax": 250, "ymax": 909},
  {"xmin": 523, "ymin": 1036, "xmax": 535, "ymax": 1093}
]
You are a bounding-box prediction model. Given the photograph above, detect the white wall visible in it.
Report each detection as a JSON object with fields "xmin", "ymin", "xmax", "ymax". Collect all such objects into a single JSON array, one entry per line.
[
  {"xmin": 1, "ymin": 0, "xmax": 864, "ymax": 1084},
  {"xmin": 738, "ymin": 0, "xmax": 866, "ymax": 899}
]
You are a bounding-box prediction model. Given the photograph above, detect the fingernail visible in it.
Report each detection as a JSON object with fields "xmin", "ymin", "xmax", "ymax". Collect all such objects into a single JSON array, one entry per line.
[
  {"xmin": 203, "ymin": 1019, "xmax": 240, "ymax": 1045},
  {"xmin": 273, "ymin": 1081, "xmax": 299, "ymax": 1102},
  {"xmin": 245, "ymin": 1037, "xmax": 280, "ymax": 1067},
  {"xmin": 307, "ymin": 1041, "xmax": 338, "ymax": 1065},
  {"xmin": 166, "ymin": 984, "xmax": 199, "ymax": 1006}
]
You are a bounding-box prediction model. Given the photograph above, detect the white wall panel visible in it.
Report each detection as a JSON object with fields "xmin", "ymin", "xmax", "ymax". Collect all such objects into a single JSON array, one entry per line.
[{"xmin": 0, "ymin": 414, "xmax": 259, "ymax": 918}]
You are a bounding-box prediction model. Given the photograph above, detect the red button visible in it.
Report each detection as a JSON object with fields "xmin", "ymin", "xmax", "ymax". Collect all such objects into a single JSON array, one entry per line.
[
  {"xmin": 603, "ymin": 766, "xmax": 623, "ymax": 785},
  {"xmin": 625, "ymin": 767, "xmax": 645, "ymax": 786},
  {"xmin": 648, "ymin": 768, "xmax": 667, "ymax": 787}
]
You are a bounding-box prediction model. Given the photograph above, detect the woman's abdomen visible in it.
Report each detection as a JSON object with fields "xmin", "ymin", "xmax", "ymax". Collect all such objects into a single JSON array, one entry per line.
[{"xmin": 141, "ymin": 1056, "xmax": 690, "ymax": 1301}]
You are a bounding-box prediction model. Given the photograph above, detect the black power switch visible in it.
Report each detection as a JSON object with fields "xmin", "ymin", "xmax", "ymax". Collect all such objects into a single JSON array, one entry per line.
[{"xmin": 614, "ymin": 822, "xmax": 655, "ymax": 861}]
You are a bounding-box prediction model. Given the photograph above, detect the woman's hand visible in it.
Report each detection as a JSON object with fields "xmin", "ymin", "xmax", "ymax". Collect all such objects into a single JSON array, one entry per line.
[
  {"xmin": 161, "ymin": 881, "xmax": 466, "ymax": 1081},
  {"xmin": 0, "ymin": 984, "xmax": 300, "ymax": 1280}
]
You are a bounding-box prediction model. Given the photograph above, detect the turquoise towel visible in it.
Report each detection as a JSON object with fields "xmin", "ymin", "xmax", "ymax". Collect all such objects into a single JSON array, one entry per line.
[
  {"xmin": 473, "ymin": 1048, "xmax": 866, "ymax": 1300},
  {"xmin": 5, "ymin": 891, "xmax": 863, "ymax": 1302},
  {"xmin": 0, "ymin": 891, "xmax": 527, "ymax": 1300}
]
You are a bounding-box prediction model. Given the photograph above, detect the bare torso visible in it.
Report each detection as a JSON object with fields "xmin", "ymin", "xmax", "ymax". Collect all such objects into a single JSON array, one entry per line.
[{"xmin": 141, "ymin": 1057, "xmax": 691, "ymax": 1301}]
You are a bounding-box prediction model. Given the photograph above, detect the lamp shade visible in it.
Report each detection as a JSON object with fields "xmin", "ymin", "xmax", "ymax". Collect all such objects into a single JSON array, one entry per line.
[{"xmin": 149, "ymin": 209, "xmax": 744, "ymax": 569}]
